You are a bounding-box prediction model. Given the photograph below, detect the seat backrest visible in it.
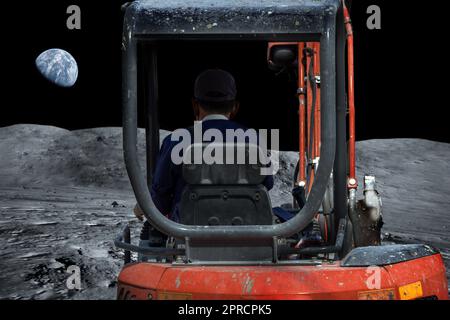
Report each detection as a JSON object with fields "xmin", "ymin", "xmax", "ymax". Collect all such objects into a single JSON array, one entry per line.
[
  {"xmin": 179, "ymin": 143, "xmax": 273, "ymax": 227},
  {"xmin": 178, "ymin": 143, "xmax": 275, "ymax": 262}
]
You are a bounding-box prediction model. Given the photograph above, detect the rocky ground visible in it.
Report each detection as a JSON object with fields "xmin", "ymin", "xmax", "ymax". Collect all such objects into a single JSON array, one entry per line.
[{"xmin": 0, "ymin": 124, "xmax": 449, "ymax": 299}]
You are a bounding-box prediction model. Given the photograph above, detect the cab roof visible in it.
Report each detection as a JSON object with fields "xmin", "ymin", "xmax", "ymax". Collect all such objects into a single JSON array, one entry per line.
[{"xmin": 124, "ymin": 0, "xmax": 340, "ymax": 38}]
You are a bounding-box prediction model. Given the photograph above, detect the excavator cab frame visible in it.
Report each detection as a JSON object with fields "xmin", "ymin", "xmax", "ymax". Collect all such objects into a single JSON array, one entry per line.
[{"xmin": 115, "ymin": 0, "xmax": 448, "ymax": 300}]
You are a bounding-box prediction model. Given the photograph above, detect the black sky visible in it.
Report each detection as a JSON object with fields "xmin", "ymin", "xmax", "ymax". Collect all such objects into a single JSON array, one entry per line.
[{"xmin": 1, "ymin": 0, "xmax": 448, "ymax": 150}]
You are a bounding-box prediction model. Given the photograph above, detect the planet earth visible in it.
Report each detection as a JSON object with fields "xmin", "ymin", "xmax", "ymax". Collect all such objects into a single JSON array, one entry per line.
[{"xmin": 35, "ymin": 49, "xmax": 78, "ymax": 88}]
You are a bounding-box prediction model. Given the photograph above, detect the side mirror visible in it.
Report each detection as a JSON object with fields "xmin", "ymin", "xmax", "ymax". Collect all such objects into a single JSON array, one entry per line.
[{"xmin": 267, "ymin": 44, "xmax": 298, "ymax": 72}]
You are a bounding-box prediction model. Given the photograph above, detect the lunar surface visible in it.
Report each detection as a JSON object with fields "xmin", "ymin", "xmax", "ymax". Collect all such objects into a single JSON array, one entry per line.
[
  {"xmin": 35, "ymin": 49, "xmax": 78, "ymax": 88},
  {"xmin": 0, "ymin": 124, "xmax": 449, "ymax": 299}
]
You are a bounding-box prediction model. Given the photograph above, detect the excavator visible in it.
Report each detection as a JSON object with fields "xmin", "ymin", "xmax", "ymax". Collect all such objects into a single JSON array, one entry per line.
[{"xmin": 114, "ymin": 0, "xmax": 448, "ymax": 300}]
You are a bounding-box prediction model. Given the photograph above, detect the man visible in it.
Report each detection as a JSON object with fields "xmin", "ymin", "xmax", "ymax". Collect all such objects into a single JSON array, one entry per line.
[{"xmin": 135, "ymin": 69, "xmax": 274, "ymax": 225}]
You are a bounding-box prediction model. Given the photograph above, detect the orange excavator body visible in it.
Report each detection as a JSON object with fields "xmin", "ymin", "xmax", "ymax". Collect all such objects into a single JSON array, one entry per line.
[{"xmin": 117, "ymin": 254, "xmax": 448, "ymax": 300}]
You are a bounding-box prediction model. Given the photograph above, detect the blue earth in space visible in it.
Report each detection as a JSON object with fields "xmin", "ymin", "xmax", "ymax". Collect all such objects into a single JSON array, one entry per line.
[{"xmin": 35, "ymin": 49, "xmax": 78, "ymax": 87}]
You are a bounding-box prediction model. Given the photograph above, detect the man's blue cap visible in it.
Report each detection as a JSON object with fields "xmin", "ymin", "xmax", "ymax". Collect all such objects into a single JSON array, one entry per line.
[{"xmin": 194, "ymin": 69, "xmax": 237, "ymax": 102}]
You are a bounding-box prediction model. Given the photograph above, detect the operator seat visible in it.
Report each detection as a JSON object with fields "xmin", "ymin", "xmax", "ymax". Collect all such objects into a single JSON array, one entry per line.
[
  {"xmin": 178, "ymin": 143, "xmax": 275, "ymax": 262},
  {"xmin": 179, "ymin": 143, "xmax": 274, "ymax": 227}
]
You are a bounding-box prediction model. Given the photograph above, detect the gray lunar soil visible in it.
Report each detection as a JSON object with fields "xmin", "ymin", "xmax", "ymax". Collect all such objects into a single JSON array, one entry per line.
[{"xmin": 0, "ymin": 124, "xmax": 449, "ymax": 299}]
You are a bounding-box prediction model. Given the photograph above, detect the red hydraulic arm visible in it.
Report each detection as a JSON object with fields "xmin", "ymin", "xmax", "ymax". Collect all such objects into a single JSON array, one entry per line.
[
  {"xmin": 313, "ymin": 42, "xmax": 321, "ymax": 159},
  {"xmin": 267, "ymin": 7, "xmax": 356, "ymax": 193},
  {"xmin": 297, "ymin": 43, "xmax": 306, "ymax": 185},
  {"xmin": 344, "ymin": 3, "xmax": 357, "ymax": 189}
]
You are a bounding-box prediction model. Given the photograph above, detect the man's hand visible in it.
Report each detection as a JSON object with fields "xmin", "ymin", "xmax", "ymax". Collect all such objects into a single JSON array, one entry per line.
[{"xmin": 133, "ymin": 203, "xmax": 144, "ymax": 221}]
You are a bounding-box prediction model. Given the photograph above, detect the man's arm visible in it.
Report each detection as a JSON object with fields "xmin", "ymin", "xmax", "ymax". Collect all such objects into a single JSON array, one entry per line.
[
  {"xmin": 149, "ymin": 136, "xmax": 176, "ymax": 216},
  {"xmin": 263, "ymin": 175, "xmax": 274, "ymax": 191}
]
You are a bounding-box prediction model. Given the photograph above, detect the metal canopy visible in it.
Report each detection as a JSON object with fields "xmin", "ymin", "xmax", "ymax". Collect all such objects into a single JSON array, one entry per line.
[{"xmin": 125, "ymin": 0, "xmax": 340, "ymax": 37}]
